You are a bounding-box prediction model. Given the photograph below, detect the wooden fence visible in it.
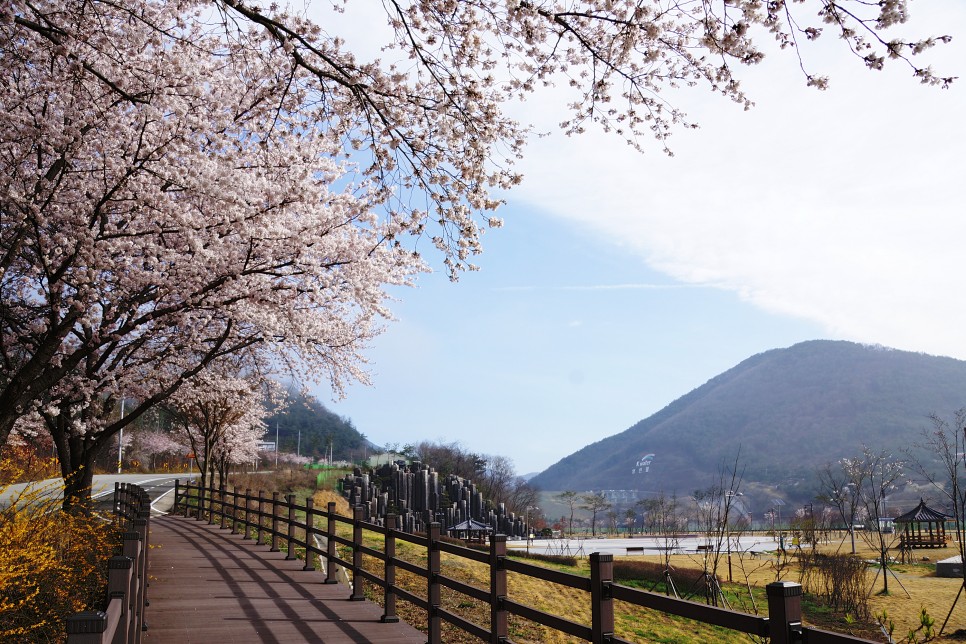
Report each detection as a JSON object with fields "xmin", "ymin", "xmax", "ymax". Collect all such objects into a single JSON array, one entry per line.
[
  {"xmin": 173, "ymin": 479, "xmax": 875, "ymax": 643},
  {"xmin": 65, "ymin": 483, "xmax": 150, "ymax": 644}
]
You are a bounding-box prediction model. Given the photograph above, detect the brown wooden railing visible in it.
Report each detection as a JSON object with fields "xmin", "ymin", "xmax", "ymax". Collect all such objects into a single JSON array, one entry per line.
[
  {"xmin": 66, "ymin": 483, "xmax": 151, "ymax": 644},
  {"xmin": 173, "ymin": 480, "xmax": 874, "ymax": 643}
]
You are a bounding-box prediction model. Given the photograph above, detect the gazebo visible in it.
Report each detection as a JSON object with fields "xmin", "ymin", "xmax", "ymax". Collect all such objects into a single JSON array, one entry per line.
[
  {"xmin": 894, "ymin": 499, "xmax": 950, "ymax": 550},
  {"xmin": 446, "ymin": 518, "xmax": 493, "ymax": 543}
]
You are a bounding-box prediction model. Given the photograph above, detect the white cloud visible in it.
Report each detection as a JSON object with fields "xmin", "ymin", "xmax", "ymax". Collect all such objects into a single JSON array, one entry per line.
[{"xmin": 510, "ymin": 1, "xmax": 966, "ymax": 359}]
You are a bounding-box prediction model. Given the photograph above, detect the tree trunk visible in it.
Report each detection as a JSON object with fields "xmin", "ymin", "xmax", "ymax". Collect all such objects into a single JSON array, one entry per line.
[
  {"xmin": 57, "ymin": 430, "xmax": 98, "ymax": 514},
  {"xmin": 881, "ymin": 545, "xmax": 890, "ymax": 594}
]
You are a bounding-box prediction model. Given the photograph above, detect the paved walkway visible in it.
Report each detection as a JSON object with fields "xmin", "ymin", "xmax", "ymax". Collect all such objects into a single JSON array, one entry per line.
[{"xmin": 145, "ymin": 515, "xmax": 424, "ymax": 643}]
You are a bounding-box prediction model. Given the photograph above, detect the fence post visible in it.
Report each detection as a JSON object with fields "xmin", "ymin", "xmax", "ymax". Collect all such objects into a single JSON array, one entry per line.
[
  {"xmin": 133, "ymin": 517, "xmax": 149, "ymax": 638},
  {"xmin": 766, "ymin": 581, "xmax": 803, "ymax": 644},
  {"xmin": 427, "ymin": 522, "xmax": 442, "ymax": 644},
  {"xmin": 350, "ymin": 505, "xmax": 366, "ymax": 600},
  {"xmin": 285, "ymin": 494, "xmax": 297, "ymax": 560},
  {"xmin": 195, "ymin": 478, "xmax": 204, "ymax": 521},
  {"xmin": 114, "ymin": 482, "xmax": 120, "ymax": 522},
  {"xmin": 243, "ymin": 488, "xmax": 252, "ymax": 539},
  {"xmin": 231, "ymin": 486, "xmax": 241, "ymax": 534},
  {"xmin": 303, "ymin": 498, "xmax": 316, "ymax": 571},
  {"xmin": 590, "ymin": 552, "xmax": 614, "ymax": 644},
  {"xmin": 382, "ymin": 514, "xmax": 399, "ymax": 623},
  {"xmin": 107, "ymin": 591, "xmax": 125, "ymax": 644},
  {"xmin": 269, "ymin": 492, "xmax": 280, "ymax": 552},
  {"xmin": 65, "ymin": 612, "xmax": 107, "ymax": 644},
  {"xmin": 214, "ymin": 485, "xmax": 223, "ymax": 528},
  {"xmin": 108, "ymin": 556, "xmax": 132, "ymax": 641},
  {"xmin": 173, "ymin": 480, "xmax": 180, "ymax": 516},
  {"xmin": 256, "ymin": 491, "xmax": 265, "ymax": 545},
  {"xmin": 121, "ymin": 531, "xmax": 141, "ymax": 642},
  {"xmin": 212, "ymin": 478, "xmax": 220, "ymax": 525},
  {"xmin": 122, "ymin": 531, "xmax": 140, "ymax": 565},
  {"xmin": 139, "ymin": 489, "xmax": 151, "ymax": 522},
  {"xmin": 138, "ymin": 499, "xmax": 151, "ymax": 599},
  {"xmin": 181, "ymin": 479, "xmax": 191, "ymax": 519},
  {"xmin": 489, "ymin": 534, "xmax": 508, "ymax": 643},
  {"xmin": 325, "ymin": 501, "xmax": 339, "ymax": 584}
]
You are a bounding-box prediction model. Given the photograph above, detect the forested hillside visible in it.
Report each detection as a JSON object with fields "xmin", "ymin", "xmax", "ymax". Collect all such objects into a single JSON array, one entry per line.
[
  {"xmin": 266, "ymin": 391, "xmax": 371, "ymax": 461},
  {"xmin": 530, "ymin": 341, "xmax": 966, "ymax": 500}
]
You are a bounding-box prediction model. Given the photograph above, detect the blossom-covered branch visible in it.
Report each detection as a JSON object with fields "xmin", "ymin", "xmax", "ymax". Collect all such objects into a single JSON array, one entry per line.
[{"xmin": 0, "ymin": 0, "xmax": 953, "ymax": 458}]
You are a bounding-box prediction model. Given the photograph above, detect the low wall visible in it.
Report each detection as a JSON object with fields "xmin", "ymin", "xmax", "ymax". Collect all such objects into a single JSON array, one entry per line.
[{"xmin": 936, "ymin": 555, "xmax": 962, "ymax": 578}]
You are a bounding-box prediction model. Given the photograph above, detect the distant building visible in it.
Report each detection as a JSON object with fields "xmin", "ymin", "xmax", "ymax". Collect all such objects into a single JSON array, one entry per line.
[
  {"xmin": 599, "ymin": 489, "xmax": 640, "ymax": 504},
  {"xmin": 368, "ymin": 451, "xmax": 405, "ymax": 466}
]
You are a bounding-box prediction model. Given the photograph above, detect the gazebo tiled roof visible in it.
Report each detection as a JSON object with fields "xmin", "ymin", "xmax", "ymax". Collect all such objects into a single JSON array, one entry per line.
[
  {"xmin": 893, "ymin": 499, "xmax": 950, "ymax": 524},
  {"xmin": 447, "ymin": 519, "xmax": 493, "ymax": 533}
]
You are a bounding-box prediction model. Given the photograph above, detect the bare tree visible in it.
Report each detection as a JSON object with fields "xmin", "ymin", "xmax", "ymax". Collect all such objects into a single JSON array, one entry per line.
[
  {"xmin": 842, "ymin": 447, "xmax": 906, "ymax": 596},
  {"xmin": 639, "ymin": 493, "xmax": 685, "ymax": 597},
  {"xmin": 914, "ymin": 411, "xmax": 966, "ymax": 634},
  {"xmin": 579, "ymin": 492, "xmax": 612, "ymax": 538},
  {"xmin": 817, "ymin": 461, "xmax": 863, "ymax": 554},
  {"xmin": 624, "ymin": 508, "xmax": 637, "ymax": 537},
  {"xmin": 555, "ymin": 490, "xmax": 580, "ymax": 538},
  {"xmin": 691, "ymin": 452, "xmax": 744, "ymax": 606},
  {"xmin": 606, "ymin": 510, "xmax": 619, "ymax": 536}
]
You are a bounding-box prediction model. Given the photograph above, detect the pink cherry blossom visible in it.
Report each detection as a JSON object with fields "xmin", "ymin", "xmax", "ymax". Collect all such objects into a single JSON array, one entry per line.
[{"xmin": 0, "ymin": 1, "xmax": 951, "ymax": 504}]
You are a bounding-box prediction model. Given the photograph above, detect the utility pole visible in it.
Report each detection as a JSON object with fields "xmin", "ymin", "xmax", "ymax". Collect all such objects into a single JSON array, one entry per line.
[{"xmin": 117, "ymin": 398, "xmax": 125, "ymax": 474}]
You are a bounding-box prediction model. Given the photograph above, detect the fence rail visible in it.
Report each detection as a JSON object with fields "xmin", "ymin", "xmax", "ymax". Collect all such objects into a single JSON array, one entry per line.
[
  {"xmin": 66, "ymin": 483, "xmax": 151, "ymax": 644},
  {"xmin": 173, "ymin": 480, "xmax": 873, "ymax": 644}
]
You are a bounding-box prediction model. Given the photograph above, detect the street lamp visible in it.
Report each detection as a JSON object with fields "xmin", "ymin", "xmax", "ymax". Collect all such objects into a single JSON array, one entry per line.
[
  {"xmin": 526, "ymin": 506, "xmax": 539, "ymax": 553},
  {"xmin": 724, "ymin": 491, "xmax": 743, "ymax": 583},
  {"xmin": 776, "ymin": 500, "xmax": 785, "ymax": 550}
]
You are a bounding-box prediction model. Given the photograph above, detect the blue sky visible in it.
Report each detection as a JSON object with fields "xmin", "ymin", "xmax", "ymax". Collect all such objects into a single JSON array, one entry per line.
[
  {"xmin": 324, "ymin": 208, "xmax": 823, "ymax": 475},
  {"xmin": 318, "ymin": 1, "xmax": 966, "ymax": 476}
]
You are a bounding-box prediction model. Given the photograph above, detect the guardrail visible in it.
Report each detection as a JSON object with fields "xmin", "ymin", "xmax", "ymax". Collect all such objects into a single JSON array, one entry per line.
[
  {"xmin": 65, "ymin": 483, "xmax": 151, "ymax": 644},
  {"xmin": 174, "ymin": 480, "xmax": 874, "ymax": 643}
]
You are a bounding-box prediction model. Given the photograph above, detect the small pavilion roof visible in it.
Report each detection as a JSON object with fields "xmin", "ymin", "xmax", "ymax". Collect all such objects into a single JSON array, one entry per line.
[
  {"xmin": 447, "ymin": 519, "xmax": 492, "ymax": 533},
  {"xmin": 893, "ymin": 499, "xmax": 950, "ymax": 523}
]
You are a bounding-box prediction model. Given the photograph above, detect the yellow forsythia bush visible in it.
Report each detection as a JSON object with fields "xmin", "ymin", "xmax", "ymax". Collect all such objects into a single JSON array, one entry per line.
[{"xmin": 0, "ymin": 453, "xmax": 119, "ymax": 642}]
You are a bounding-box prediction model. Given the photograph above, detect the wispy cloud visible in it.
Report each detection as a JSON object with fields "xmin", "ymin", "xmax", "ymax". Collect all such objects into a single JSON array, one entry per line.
[
  {"xmin": 558, "ymin": 283, "xmax": 705, "ymax": 291},
  {"xmin": 493, "ymin": 283, "xmax": 704, "ymax": 292}
]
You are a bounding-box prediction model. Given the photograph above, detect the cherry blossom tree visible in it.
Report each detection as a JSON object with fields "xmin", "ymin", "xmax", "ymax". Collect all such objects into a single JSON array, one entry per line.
[
  {"xmin": 167, "ymin": 370, "xmax": 267, "ymax": 491},
  {"xmin": 132, "ymin": 430, "xmax": 185, "ymax": 471},
  {"xmin": 0, "ymin": 0, "xmax": 953, "ymax": 481}
]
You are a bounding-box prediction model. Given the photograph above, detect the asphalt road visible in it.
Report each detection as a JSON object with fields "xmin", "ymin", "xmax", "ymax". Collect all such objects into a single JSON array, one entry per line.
[{"xmin": 2, "ymin": 473, "xmax": 198, "ymax": 515}]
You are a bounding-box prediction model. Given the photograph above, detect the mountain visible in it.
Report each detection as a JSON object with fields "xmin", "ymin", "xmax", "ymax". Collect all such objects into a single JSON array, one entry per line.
[
  {"xmin": 530, "ymin": 341, "xmax": 966, "ymax": 501},
  {"xmin": 265, "ymin": 391, "xmax": 371, "ymax": 461}
]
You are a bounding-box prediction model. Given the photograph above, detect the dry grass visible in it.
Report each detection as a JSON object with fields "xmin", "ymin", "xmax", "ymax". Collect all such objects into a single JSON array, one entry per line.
[
  {"xmin": 348, "ymin": 534, "xmax": 761, "ymax": 643},
  {"xmin": 226, "ymin": 473, "xmax": 966, "ymax": 642},
  {"xmin": 367, "ymin": 530, "xmax": 966, "ymax": 642},
  {"xmin": 646, "ymin": 531, "xmax": 966, "ymax": 642}
]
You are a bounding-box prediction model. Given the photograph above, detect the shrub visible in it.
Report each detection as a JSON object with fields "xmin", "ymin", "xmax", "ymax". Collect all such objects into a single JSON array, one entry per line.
[
  {"xmin": 0, "ymin": 455, "xmax": 119, "ymax": 641},
  {"xmin": 798, "ymin": 552, "xmax": 870, "ymax": 619},
  {"xmin": 0, "ymin": 444, "xmax": 58, "ymax": 484},
  {"xmin": 505, "ymin": 550, "xmax": 579, "ymax": 567},
  {"xmin": 613, "ymin": 559, "xmax": 708, "ymax": 590}
]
